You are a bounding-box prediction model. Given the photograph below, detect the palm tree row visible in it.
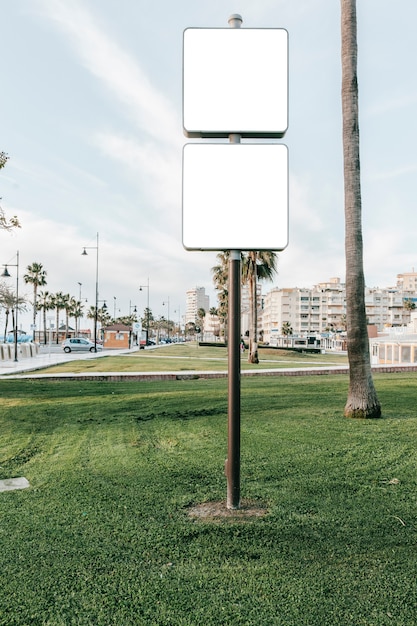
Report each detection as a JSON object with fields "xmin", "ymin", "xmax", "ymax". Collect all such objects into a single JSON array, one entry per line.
[
  {"xmin": 20, "ymin": 262, "xmax": 111, "ymax": 343},
  {"xmin": 212, "ymin": 251, "xmax": 278, "ymax": 363},
  {"xmin": 36, "ymin": 290, "xmax": 87, "ymax": 344}
]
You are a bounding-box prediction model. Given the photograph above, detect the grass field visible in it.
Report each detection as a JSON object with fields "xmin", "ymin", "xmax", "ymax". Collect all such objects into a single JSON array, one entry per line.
[
  {"xmin": 35, "ymin": 342, "xmax": 349, "ymax": 374},
  {"xmin": 1, "ymin": 371, "xmax": 417, "ymax": 625}
]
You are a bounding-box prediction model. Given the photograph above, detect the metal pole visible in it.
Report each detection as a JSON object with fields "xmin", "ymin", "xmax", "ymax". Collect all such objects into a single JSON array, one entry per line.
[
  {"xmin": 14, "ymin": 251, "xmax": 19, "ymax": 362},
  {"xmin": 227, "ymin": 249, "xmax": 241, "ymax": 509},
  {"xmin": 147, "ymin": 279, "xmax": 150, "ymax": 343},
  {"xmin": 94, "ymin": 232, "xmax": 99, "ymax": 352},
  {"xmin": 225, "ymin": 14, "xmax": 243, "ymax": 509}
]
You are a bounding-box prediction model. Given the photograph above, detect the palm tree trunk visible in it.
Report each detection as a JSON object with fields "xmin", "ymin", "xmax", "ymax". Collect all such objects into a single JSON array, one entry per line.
[
  {"xmin": 248, "ymin": 272, "xmax": 259, "ymax": 363},
  {"xmin": 3, "ymin": 310, "xmax": 9, "ymax": 341},
  {"xmin": 4, "ymin": 309, "xmax": 10, "ymax": 343},
  {"xmin": 43, "ymin": 307, "xmax": 47, "ymax": 345},
  {"xmin": 56, "ymin": 308, "xmax": 60, "ymax": 344},
  {"xmin": 33, "ymin": 285, "xmax": 37, "ymax": 327},
  {"xmin": 341, "ymin": 0, "xmax": 380, "ymax": 418}
]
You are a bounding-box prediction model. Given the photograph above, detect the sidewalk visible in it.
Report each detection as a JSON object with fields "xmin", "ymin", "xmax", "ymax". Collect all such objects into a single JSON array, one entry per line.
[{"xmin": 0, "ymin": 346, "xmax": 136, "ymax": 377}]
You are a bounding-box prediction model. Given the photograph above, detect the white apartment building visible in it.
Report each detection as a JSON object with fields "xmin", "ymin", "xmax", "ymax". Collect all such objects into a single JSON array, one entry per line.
[
  {"xmin": 260, "ymin": 274, "xmax": 417, "ymax": 343},
  {"xmin": 397, "ymin": 270, "xmax": 417, "ymax": 291},
  {"xmin": 185, "ymin": 287, "xmax": 210, "ymax": 325}
]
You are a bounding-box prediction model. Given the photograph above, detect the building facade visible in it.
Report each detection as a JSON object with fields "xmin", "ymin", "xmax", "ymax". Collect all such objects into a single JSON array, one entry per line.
[
  {"xmin": 185, "ymin": 287, "xmax": 210, "ymax": 325},
  {"xmin": 260, "ymin": 275, "xmax": 417, "ymax": 344}
]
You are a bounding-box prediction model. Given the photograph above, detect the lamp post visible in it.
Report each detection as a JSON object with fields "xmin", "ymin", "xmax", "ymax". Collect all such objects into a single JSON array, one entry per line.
[
  {"xmin": 162, "ymin": 297, "xmax": 170, "ymax": 340},
  {"xmin": 1, "ymin": 250, "xmax": 19, "ymax": 362},
  {"xmin": 81, "ymin": 232, "xmax": 99, "ymax": 352},
  {"xmin": 174, "ymin": 307, "xmax": 181, "ymax": 340},
  {"xmin": 129, "ymin": 302, "xmax": 138, "ymax": 347},
  {"xmin": 139, "ymin": 278, "xmax": 150, "ymax": 344}
]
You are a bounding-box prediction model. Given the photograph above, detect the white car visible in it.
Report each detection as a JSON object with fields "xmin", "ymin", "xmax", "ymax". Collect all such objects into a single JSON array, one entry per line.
[{"xmin": 62, "ymin": 338, "xmax": 103, "ymax": 353}]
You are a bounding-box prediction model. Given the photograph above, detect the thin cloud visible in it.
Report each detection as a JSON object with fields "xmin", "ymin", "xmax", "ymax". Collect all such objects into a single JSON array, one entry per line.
[
  {"xmin": 367, "ymin": 163, "xmax": 417, "ymax": 182},
  {"xmin": 94, "ymin": 131, "xmax": 181, "ymax": 210},
  {"xmin": 35, "ymin": 0, "xmax": 179, "ymax": 145},
  {"xmin": 365, "ymin": 93, "xmax": 417, "ymax": 117}
]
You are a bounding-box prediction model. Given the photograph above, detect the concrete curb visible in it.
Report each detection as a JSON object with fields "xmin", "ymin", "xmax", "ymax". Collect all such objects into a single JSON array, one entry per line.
[{"xmin": 4, "ymin": 364, "xmax": 417, "ymax": 382}]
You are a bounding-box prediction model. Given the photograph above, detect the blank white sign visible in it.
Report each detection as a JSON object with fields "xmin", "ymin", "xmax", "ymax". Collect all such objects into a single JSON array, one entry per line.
[
  {"xmin": 183, "ymin": 28, "xmax": 288, "ymax": 138},
  {"xmin": 182, "ymin": 143, "xmax": 288, "ymax": 251}
]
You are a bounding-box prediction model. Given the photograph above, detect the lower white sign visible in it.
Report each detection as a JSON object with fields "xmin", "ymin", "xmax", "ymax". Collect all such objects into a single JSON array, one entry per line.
[{"xmin": 182, "ymin": 143, "xmax": 288, "ymax": 251}]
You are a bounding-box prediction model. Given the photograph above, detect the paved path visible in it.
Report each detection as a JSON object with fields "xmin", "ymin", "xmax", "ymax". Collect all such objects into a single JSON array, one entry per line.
[{"xmin": 0, "ymin": 346, "xmax": 135, "ymax": 377}]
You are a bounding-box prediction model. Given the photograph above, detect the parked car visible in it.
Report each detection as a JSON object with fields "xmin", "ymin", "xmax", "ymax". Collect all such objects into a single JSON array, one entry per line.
[{"xmin": 62, "ymin": 338, "xmax": 103, "ymax": 353}]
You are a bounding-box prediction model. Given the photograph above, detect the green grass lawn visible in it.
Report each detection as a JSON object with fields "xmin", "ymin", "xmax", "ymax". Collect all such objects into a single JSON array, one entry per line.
[
  {"xmin": 37, "ymin": 342, "xmax": 348, "ymax": 374},
  {"xmin": 1, "ymin": 372, "xmax": 417, "ymax": 625}
]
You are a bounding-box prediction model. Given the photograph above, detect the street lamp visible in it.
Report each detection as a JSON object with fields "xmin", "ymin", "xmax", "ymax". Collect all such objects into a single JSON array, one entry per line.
[
  {"xmin": 139, "ymin": 278, "xmax": 150, "ymax": 344},
  {"xmin": 1, "ymin": 250, "xmax": 19, "ymax": 362},
  {"xmin": 174, "ymin": 307, "xmax": 181, "ymax": 340},
  {"xmin": 162, "ymin": 297, "xmax": 170, "ymax": 340},
  {"xmin": 81, "ymin": 232, "xmax": 99, "ymax": 352}
]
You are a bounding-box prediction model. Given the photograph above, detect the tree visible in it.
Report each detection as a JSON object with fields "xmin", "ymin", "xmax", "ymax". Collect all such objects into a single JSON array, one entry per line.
[
  {"xmin": 52, "ymin": 292, "xmax": 67, "ymax": 344},
  {"xmin": 36, "ymin": 290, "xmax": 54, "ymax": 344},
  {"xmin": 281, "ymin": 322, "xmax": 293, "ymax": 336},
  {"xmin": 63, "ymin": 296, "xmax": 78, "ymax": 337},
  {"xmin": 212, "ymin": 251, "xmax": 277, "ymax": 352},
  {"xmin": 242, "ymin": 251, "xmax": 277, "ymax": 364},
  {"xmin": 0, "ymin": 153, "xmax": 20, "ymax": 231},
  {"xmin": 71, "ymin": 299, "xmax": 85, "ymax": 336},
  {"xmin": 0, "ymin": 283, "xmax": 15, "ymax": 339},
  {"xmin": 0, "ymin": 282, "xmax": 26, "ymax": 340},
  {"xmin": 140, "ymin": 307, "xmax": 154, "ymax": 343},
  {"xmin": 196, "ymin": 307, "xmax": 206, "ymax": 338},
  {"xmin": 212, "ymin": 252, "xmax": 229, "ymax": 340},
  {"xmin": 0, "ymin": 208, "xmax": 20, "ymax": 232},
  {"xmin": 87, "ymin": 305, "xmax": 112, "ymax": 332},
  {"xmin": 185, "ymin": 321, "xmax": 196, "ymax": 339},
  {"xmin": 341, "ymin": 0, "xmax": 381, "ymax": 418},
  {"xmin": 403, "ymin": 298, "xmax": 416, "ymax": 324},
  {"xmin": 23, "ymin": 262, "xmax": 47, "ymax": 328}
]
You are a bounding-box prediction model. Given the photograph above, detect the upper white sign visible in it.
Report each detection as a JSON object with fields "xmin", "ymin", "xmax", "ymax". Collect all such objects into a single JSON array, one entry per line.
[{"xmin": 183, "ymin": 28, "xmax": 288, "ymax": 138}]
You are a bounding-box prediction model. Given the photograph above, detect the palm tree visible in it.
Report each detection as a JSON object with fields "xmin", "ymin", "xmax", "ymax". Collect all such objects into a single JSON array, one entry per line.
[
  {"xmin": 341, "ymin": 0, "xmax": 381, "ymax": 418},
  {"xmin": 403, "ymin": 298, "xmax": 416, "ymax": 324},
  {"xmin": 71, "ymin": 299, "xmax": 84, "ymax": 336},
  {"xmin": 196, "ymin": 307, "xmax": 206, "ymax": 338},
  {"xmin": 60, "ymin": 294, "xmax": 73, "ymax": 338},
  {"xmin": 37, "ymin": 290, "xmax": 54, "ymax": 344},
  {"xmin": 242, "ymin": 251, "xmax": 277, "ymax": 363},
  {"xmin": 53, "ymin": 292, "xmax": 67, "ymax": 344},
  {"xmin": 212, "ymin": 252, "xmax": 231, "ymax": 341},
  {"xmin": 87, "ymin": 305, "xmax": 112, "ymax": 338},
  {"xmin": 212, "ymin": 251, "xmax": 277, "ymax": 351},
  {"xmin": 0, "ymin": 284, "xmax": 26, "ymax": 342},
  {"xmin": 23, "ymin": 262, "xmax": 47, "ymax": 329},
  {"xmin": 209, "ymin": 307, "xmax": 220, "ymax": 339},
  {"xmin": 0, "ymin": 284, "xmax": 15, "ymax": 340}
]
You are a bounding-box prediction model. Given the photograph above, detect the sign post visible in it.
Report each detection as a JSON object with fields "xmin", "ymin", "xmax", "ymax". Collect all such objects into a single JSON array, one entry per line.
[{"xmin": 182, "ymin": 14, "xmax": 288, "ymax": 509}]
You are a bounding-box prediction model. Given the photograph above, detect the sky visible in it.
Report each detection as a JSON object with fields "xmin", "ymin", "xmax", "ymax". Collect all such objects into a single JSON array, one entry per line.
[{"xmin": 1, "ymin": 0, "xmax": 417, "ymax": 333}]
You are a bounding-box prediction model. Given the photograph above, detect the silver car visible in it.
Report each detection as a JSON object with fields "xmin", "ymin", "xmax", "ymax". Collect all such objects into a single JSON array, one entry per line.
[{"xmin": 62, "ymin": 338, "xmax": 103, "ymax": 353}]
